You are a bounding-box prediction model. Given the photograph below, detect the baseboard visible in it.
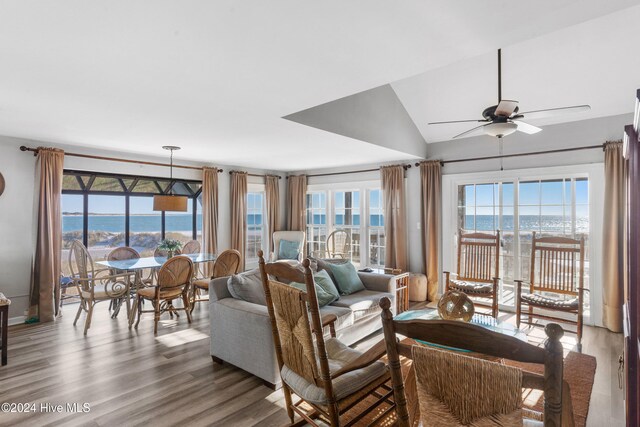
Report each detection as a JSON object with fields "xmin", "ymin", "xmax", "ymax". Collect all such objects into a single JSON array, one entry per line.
[{"xmin": 8, "ymin": 316, "xmax": 25, "ymax": 326}]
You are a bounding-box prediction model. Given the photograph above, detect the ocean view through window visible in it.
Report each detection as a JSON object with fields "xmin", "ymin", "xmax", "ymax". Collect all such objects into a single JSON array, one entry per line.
[{"xmin": 61, "ymin": 170, "xmax": 203, "ymax": 274}]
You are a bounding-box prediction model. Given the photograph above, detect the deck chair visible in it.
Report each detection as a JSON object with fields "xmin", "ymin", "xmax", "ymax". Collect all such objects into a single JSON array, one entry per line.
[
  {"xmin": 258, "ymin": 251, "xmax": 393, "ymax": 427},
  {"xmin": 445, "ymin": 230, "xmax": 501, "ymax": 317},
  {"xmin": 516, "ymin": 232, "xmax": 586, "ymax": 349},
  {"xmin": 325, "ymin": 229, "xmax": 351, "ymax": 259},
  {"xmin": 379, "ymin": 297, "xmax": 574, "ymax": 426}
]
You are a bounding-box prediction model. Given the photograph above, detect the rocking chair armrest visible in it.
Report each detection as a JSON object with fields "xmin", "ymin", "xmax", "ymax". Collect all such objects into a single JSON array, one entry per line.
[
  {"xmin": 330, "ymin": 339, "xmax": 386, "ymax": 380},
  {"xmin": 577, "ymin": 287, "xmax": 590, "ymax": 293},
  {"xmin": 313, "ymin": 314, "xmax": 337, "ymax": 334}
]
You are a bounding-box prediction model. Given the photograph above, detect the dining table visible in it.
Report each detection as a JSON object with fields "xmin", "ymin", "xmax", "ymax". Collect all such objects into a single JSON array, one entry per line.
[{"xmin": 96, "ymin": 253, "xmax": 217, "ymax": 326}]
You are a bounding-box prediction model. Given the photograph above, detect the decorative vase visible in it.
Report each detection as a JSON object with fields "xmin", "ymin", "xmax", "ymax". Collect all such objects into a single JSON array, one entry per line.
[{"xmin": 167, "ymin": 250, "xmax": 174, "ymax": 259}]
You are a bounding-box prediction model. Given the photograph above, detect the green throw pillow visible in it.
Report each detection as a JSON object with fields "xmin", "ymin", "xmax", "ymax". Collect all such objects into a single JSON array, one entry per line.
[
  {"xmin": 328, "ymin": 262, "xmax": 365, "ymax": 295},
  {"xmin": 313, "ymin": 269, "xmax": 340, "ymax": 302},
  {"xmin": 278, "ymin": 239, "xmax": 300, "ymax": 260},
  {"xmin": 289, "ymin": 277, "xmax": 337, "ymax": 307}
]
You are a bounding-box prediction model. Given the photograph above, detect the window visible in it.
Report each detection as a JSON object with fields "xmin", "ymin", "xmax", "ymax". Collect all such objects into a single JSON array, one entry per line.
[
  {"xmin": 246, "ymin": 191, "xmax": 266, "ymax": 267},
  {"xmin": 305, "ymin": 182, "xmax": 384, "ymax": 269},
  {"xmin": 454, "ymin": 175, "xmax": 590, "ymax": 310},
  {"xmin": 61, "ymin": 170, "xmax": 203, "ymax": 263}
]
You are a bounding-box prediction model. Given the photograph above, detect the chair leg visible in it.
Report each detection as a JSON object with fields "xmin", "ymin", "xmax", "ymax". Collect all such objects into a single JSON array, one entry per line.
[
  {"xmin": 577, "ymin": 311, "xmax": 583, "ymax": 352},
  {"xmin": 153, "ymin": 300, "xmax": 160, "ymax": 335},
  {"xmin": 73, "ymin": 300, "xmax": 84, "ymax": 326},
  {"xmin": 183, "ymin": 293, "xmax": 192, "ymax": 324},
  {"xmin": 135, "ymin": 296, "xmax": 142, "ymax": 329},
  {"xmin": 282, "ymin": 384, "xmax": 296, "ymax": 424},
  {"xmin": 83, "ymin": 301, "xmax": 94, "ymax": 335},
  {"xmin": 124, "ymin": 294, "xmax": 132, "ymax": 326},
  {"xmin": 516, "ymin": 302, "xmax": 521, "ymax": 329}
]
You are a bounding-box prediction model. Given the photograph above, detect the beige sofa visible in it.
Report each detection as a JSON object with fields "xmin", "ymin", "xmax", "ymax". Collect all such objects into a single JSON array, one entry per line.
[{"xmin": 208, "ymin": 272, "xmax": 396, "ymax": 388}]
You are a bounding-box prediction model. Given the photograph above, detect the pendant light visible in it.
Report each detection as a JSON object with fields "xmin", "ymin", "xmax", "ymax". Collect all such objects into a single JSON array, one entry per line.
[{"xmin": 153, "ymin": 146, "xmax": 188, "ymax": 212}]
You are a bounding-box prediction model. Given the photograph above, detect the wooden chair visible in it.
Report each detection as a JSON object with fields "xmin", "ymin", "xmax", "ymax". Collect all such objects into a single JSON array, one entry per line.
[
  {"xmin": 444, "ymin": 229, "xmax": 501, "ymax": 317},
  {"xmin": 69, "ymin": 240, "xmax": 134, "ymax": 335},
  {"xmin": 191, "ymin": 249, "xmax": 241, "ymax": 312},
  {"xmin": 379, "ymin": 297, "xmax": 573, "ymax": 426},
  {"xmin": 106, "ymin": 246, "xmax": 141, "ymax": 317},
  {"xmin": 271, "ymin": 231, "xmax": 305, "ymax": 262},
  {"xmin": 134, "ymin": 255, "xmax": 194, "ymax": 334},
  {"xmin": 257, "ymin": 251, "xmax": 393, "ymax": 427},
  {"xmin": 181, "ymin": 240, "xmax": 201, "ymax": 254},
  {"xmin": 516, "ymin": 232, "xmax": 586, "ymax": 349},
  {"xmin": 325, "ymin": 229, "xmax": 351, "ymax": 259}
]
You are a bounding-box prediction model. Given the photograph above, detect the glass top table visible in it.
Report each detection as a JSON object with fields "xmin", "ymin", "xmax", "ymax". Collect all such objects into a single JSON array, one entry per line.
[
  {"xmin": 96, "ymin": 253, "xmax": 217, "ymax": 271},
  {"xmin": 395, "ymin": 308, "xmax": 527, "ymax": 351}
]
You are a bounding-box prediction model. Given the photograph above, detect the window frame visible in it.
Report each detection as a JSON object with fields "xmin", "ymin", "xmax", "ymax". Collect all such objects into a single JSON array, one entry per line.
[
  {"xmin": 245, "ymin": 183, "xmax": 267, "ymax": 269},
  {"xmin": 61, "ymin": 169, "xmax": 202, "ymax": 248},
  {"xmin": 442, "ymin": 164, "xmax": 605, "ymax": 326}
]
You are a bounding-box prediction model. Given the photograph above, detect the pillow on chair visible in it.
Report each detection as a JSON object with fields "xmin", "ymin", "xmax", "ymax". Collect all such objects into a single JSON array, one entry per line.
[{"xmin": 278, "ymin": 239, "xmax": 300, "ymax": 260}]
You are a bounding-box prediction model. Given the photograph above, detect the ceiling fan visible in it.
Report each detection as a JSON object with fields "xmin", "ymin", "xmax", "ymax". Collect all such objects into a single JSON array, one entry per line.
[{"xmin": 429, "ymin": 49, "xmax": 591, "ymax": 139}]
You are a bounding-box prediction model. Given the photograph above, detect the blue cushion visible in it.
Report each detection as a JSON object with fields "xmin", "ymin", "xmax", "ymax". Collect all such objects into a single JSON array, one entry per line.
[
  {"xmin": 313, "ymin": 269, "xmax": 340, "ymax": 302},
  {"xmin": 278, "ymin": 239, "xmax": 300, "ymax": 260},
  {"xmin": 329, "ymin": 262, "xmax": 365, "ymax": 295}
]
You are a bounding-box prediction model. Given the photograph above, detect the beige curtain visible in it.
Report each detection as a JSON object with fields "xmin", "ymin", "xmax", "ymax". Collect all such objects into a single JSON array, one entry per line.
[
  {"xmin": 420, "ymin": 161, "xmax": 442, "ymax": 302},
  {"xmin": 265, "ymin": 175, "xmax": 280, "ymax": 254},
  {"xmin": 286, "ymin": 175, "xmax": 307, "ymax": 231},
  {"xmin": 202, "ymin": 167, "xmax": 219, "ymax": 276},
  {"xmin": 230, "ymin": 171, "xmax": 248, "ymax": 271},
  {"xmin": 381, "ymin": 165, "xmax": 407, "ymax": 271},
  {"xmin": 602, "ymin": 141, "xmax": 627, "ymax": 332},
  {"xmin": 30, "ymin": 147, "xmax": 64, "ymax": 322}
]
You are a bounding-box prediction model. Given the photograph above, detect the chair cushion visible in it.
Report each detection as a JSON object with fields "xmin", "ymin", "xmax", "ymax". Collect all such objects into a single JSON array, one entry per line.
[
  {"xmin": 280, "ymin": 338, "xmax": 387, "ymax": 405},
  {"xmin": 329, "ymin": 262, "xmax": 365, "ymax": 295},
  {"xmin": 193, "ymin": 279, "xmax": 209, "ymax": 290},
  {"xmin": 449, "ymin": 279, "xmax": 494, "ymax": 295},
  {"xmin": 227, "ymin": 268, "xmax": 266, "ymax": 306},
  {"xmin": 137, "ymin": 286, "xmax": 184, "ymax": 300},
  {"xmin": 278, "ymin": 239, "xmax": 301, "ymax": 260},
  {"xmin": 521, "ymin": 293, "xmax": 579, "ymax": 310},
  {"xmin": 331, "ymin": 290, "xmax": 393, "ymax": 321}
]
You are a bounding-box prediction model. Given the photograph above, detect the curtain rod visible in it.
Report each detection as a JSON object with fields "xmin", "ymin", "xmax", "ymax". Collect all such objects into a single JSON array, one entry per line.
[
  {"xmin": 415, "ymin": 144, "xmax": 605, "ymax": 167},
  {"xmin": 286, "ymin": 163, "xmax": 412, "ymax": 179},
  {"xmin": 19, "ymin": 145, "xmax": 223, "ymax": 173},
  {"xmin": 229, "ymin": 170, "xmax": 282, "ymax": 179}
]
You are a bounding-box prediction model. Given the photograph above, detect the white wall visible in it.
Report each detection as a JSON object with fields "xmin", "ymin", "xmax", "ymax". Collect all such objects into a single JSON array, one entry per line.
[{"xmin": 0, "ymin": 136, "xmax": 285, "ymax": 322}]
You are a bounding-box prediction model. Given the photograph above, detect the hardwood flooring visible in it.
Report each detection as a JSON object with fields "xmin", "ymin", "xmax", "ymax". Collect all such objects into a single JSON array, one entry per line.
[{"xmin": 0, "ymin": 302, "xmax": 626, "ymax": 426}]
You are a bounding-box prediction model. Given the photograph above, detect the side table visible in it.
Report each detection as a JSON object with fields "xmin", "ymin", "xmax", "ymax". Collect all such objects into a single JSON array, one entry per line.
[{"xmin": 369, "ymin": 269, "xmax": 410, "ymax": 314}]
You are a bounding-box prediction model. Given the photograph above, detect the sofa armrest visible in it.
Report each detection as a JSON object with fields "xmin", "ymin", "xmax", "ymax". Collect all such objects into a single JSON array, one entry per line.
[
  {"xmin": 209, "ymin": 276, "xmax": 232, "ymax": 302},
  {"xmin": 358, "ymin": 272, "xmax": 397, "ymax": 294}
]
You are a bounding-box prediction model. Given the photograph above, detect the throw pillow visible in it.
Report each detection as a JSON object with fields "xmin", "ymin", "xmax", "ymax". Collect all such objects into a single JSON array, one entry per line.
[
  {"xmin": 313, "ymin": 269, "xmax": 340, "ymax": 302},
  {"xmin": 312, "ymin": 257, "xmax": 349, "ymax": 286},
  {"xmin": 227, "ymin": 268, "xmax": 266, "ymax": 306},
  {"xmin": 328, "ymin": 262, "xmax": 365, "ymax": 295},
  {"xmin": 278, "ymin": 239, "xmax": 300, "ymax": 260},
  {"xmin": 289, "ymin": 277, "xmax": 337, "ymax": 307}
]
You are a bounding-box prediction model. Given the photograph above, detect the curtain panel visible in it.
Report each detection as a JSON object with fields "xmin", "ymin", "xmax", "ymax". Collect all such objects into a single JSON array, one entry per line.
[
  {"xmin": 202, "ymin": 167, "xmax": 219, "ymax": 276},
  {"xmin": 420, "ymin": 161, "xmax": 442, "ymax": 302},
  {"xmin": 230, "ymin": 171, "xmax": 248, "ymax": 271},
  {"xmin": 602, "ymin": 141, "xmax": 627, "ymax": 332},
  {"xmin": 286, "ymin": 175, "xmax": 307, "ymax": 232},
  {"xmin": 265, "ymin": 175, "xmax": 280, "ymax": 255},
  {"xmin": 30, "ymin": 147, "xmax": 64, "ymax": 322},
  {"xmin": 380, "ymin": 165, "xmax": 407, "ymax": 271}
]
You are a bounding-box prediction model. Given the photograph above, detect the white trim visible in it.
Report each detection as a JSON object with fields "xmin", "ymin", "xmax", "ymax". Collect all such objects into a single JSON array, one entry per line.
[
  {"xmin": 442, "ymin": 163, "xmax": 604, "ymax": 327},
  {"xmin": 8, "ymin": 316, "xmax": 25, "ymax": 326}
]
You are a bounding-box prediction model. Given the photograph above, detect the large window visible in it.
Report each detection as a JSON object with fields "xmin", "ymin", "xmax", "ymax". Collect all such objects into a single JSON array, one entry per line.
[
  {"xmin": 453, "ymin": 174, "xmax": 591, "ymax": 310},
  {"xmin": 305, "ymin": 183, "xmax": 384, "ymax": 269},
  {"xmin": 246, "ymin": 191, "xmax": 266, "ymax": 267},
  {"xmin": 61, "ymin": 170, "xmax": 203, "ymax": 263}
]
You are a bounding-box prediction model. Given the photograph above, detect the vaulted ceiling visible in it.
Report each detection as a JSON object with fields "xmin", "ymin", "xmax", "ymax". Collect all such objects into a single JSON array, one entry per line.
[{"xmin": 0, "ymin": 1, "xmax": 638, "ymax": 170}]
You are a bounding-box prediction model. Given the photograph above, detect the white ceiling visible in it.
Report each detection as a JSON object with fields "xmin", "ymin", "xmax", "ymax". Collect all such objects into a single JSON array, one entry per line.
[{"xmin": 0, "ymin": 1, "xmax": 638, "ymax": 170}]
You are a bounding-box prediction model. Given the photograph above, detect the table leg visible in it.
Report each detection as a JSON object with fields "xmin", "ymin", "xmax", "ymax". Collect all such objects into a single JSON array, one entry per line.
[
  {"xmin": 129, "ymin": 271, "xmax": 141, "ymax": 328},
  {"xmin": 1, "ymin": 305, "xmax": 8, "ymax": 366}
]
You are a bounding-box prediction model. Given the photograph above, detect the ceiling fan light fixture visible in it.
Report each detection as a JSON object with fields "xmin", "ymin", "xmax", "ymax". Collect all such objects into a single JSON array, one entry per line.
[{"xmin": 484, "ymin": 122, "xmax": 517, "ymax": 138}]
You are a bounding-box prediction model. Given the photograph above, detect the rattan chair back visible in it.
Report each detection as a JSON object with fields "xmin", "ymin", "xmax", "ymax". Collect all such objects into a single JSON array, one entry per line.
[
  {"xmin": 325, "ymin": 229, "xmax": 351, "ymax": 258},
  {"xmin": 157, "ymin": 256, "xmax": 193, "ymax": 290},
  {"xmin": 181, "ymin": 240, "xmax": 201, "ymax": 255},
  {"xmin": 69, "ymin": 240, "xmax": 94, "ymax": 292},
  {"xmin": 212, "ymin": 249, "xmax": 241, "ymax": 278}
]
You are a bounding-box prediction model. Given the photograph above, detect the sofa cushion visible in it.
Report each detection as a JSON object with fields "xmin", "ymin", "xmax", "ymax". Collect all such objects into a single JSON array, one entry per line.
[
  {"xmin": 331, "ymin": 290, "xmax": 394, "ymax": 321},
  {"xmin": 289, "ymin": 280, "xmax": 336, "ymax": 307},
  {"xmin": 329, "ymin": 262, "xmax": 366, "ymax": 295},
  {"xmin": 314, "ymin": 269, "xmax": 340, "ymax": 301},
  {"xmin": 278, "ymin": 239, "xmax": 300, "ymax": 260},
  {"xmin": 319, "ymin": 305, "xmax": 354, "ymax": 331},
  {"xmin": 311, "ymin": 257, "xmax": 349, "ymax": 286},
  {"xmin": 227, "ymin": 268, "xmax": 266, "ymax": 306},
  {"xmin": 280, "ymin": 337, "xmax": 387, "ymax": 405}
]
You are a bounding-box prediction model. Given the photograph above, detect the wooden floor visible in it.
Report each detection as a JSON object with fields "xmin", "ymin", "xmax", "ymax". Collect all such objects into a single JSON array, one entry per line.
[{"xmin": 0, "ymin": 302, "xmax": 626, "ymax": 426}]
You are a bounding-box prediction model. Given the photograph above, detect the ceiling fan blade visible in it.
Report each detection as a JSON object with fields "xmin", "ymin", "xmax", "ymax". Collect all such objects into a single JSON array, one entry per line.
[
  {"xmin": 495, "ymin": 99, "xmax": 519, "ymax": 117},
  {"xmin": 514, "ymin": 120, "xmax": 542, "ymax": 135},
  {"xmin": 452, "ymin": 124, "xmax": 489, "ymax": 139},
  {"xmin": 517, "ymin": 104, "xmax": 591, "ymax": 120},
  {"xmin": 428, "ymin": 119, "xmax": 488, "ymax": 125}
]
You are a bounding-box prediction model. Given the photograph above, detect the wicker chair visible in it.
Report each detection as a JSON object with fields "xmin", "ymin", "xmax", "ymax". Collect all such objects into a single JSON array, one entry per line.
[
  {"xmin": 325, "ymin": 229, "xmax": 351, "ymax": 259},
  {"xmin": 379, "ymin": 297, "xmax": 574, "ymax": 426},
  {"xmin": 134, "ymin": 255, "xmax": 194, "ymax": 334},
  {"xmin": 181, "ymin": 240, "xmax": 201, "ymax": 254},
  {"xmin": 69, "ymin": 240, "xmax": 134, "ymax": 335},
  {"xmin": 106, "ymin": 246, "xmax": 141, "ymax": 317},
  {"xmin": 258, "ymin": 251, "xmax": 393, "ymax": 427},
  {"xmin": 191, "ymin": 249, "xmax": 241, "ymax": 313},
  {"xmin": 444, "ymin": 230, "xmax": 501, "ymax": 317},
  {"xmin": 516, "ymin": 232, "xmax": 586, "ymax": 349}
]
